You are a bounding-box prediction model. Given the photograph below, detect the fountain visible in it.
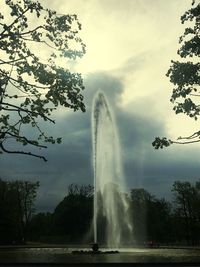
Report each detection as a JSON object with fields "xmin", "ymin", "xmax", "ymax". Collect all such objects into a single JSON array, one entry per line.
[
  {"xmin": 72, "ymin": 91, "xmax": 133, "ymax": 254},
  {"xmin": 92, "ymin": 91, "xmax": 133, "ymax": 249},
  {"xmin": 2, "ymin": 92, "xmax": 200, "ymax": 264}
]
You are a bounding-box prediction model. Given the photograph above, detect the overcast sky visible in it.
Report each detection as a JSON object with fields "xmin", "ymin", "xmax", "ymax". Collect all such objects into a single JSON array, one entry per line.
[{"xmin": 1, "ymin": 0, "xmax": 200, "ymax": 212}]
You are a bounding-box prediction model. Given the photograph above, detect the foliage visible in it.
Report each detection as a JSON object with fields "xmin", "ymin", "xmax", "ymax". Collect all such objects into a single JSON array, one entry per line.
[
  {"xmin": 152, "ymin": 137, "xmax": 172, "ymax": 149},
  {"xmin": 28, "ymin": 212, "xmax": 52, "ymax": 241},
  {"xmin": 172, "ymin": 180, "xmax": 200, "ymax": 245},
  {"xmin": 52, "ymin": 184, "xmax": 93, "ymax": 242},
  {"xmin": 153, "ymin": 1, "xmax": 200, "ymax": 149},
  {"xmin": 130, "ymin": 188, "xmax": 151, "ymax": 243},
  {"xmin": 0, "ymin": 178, "xmax": 39, "ymax": 244},
  {"xmin": 0, "ymin": 0, "xmax": 86, "ymax": 161},
  {"xmin": 130, "ymin": 188, "xmax": 172, "ymax": 244},
  {"xmin": 2, "ymin": 180, "xmax": 200, "ymax": 245}
]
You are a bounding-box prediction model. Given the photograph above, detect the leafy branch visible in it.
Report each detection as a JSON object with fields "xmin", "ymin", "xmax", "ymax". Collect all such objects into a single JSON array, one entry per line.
[
  {"xmin": 0, "ymin": 0, "xmax": 86, "ymax": 160},
  {"xmin": 153, "ymin": 1, "xmax": 200, "ymax": 150}
]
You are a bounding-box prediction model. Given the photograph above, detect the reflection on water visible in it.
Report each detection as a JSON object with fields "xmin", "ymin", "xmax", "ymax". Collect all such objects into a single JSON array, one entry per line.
[{"xmin": 0, "ymin": 247, "xmax": 200, "ymax": 263}]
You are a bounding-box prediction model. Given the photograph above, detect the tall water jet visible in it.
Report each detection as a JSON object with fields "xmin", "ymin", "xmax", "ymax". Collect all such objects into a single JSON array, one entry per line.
[{"xmin": 92, "ymin": 91, "xmax": 133, "ymax": 248}]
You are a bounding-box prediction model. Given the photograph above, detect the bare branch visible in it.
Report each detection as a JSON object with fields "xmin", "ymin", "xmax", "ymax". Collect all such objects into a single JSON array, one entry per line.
[
  {"xmin": 0, "ymin": 142, "xmax": 47, "ymax": 162},
  {"xmin": 172, "ymin": 139, "xmax": 200, "ymax": 145},
  {"xmin": 21, "ymin": 36, "xmax": 58, "ymax": 50},
  {"xmin": 9, "ymin": 80, "xmax": 33, "ymax": 95},
  {"xmin": 1, "ymin": 107, "xmax": 19, "ymax": 112},
  {"xmin": 190, "ymin": 94, "xmax": 200, "ymax": 97},
  {"xmin": 5, "ymin": 132, "xmax": 47, "ymax": 148},
  {"xmin": 177, "ymin": 130, "xmax": 200, "ymax": 140},
  {"xmin": 20, "ymin": 25, "xmax": 45, "ymax": 36},
  {"xmin": 0, "ymin": 56, "xmax": 29, "ymax": 65}
]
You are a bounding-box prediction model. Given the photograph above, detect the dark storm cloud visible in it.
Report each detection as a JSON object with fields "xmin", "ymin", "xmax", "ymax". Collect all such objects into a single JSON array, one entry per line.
[
  {"xmin": 112, "ymin": 93, "xmax": 200, "ymax": 199},
  {"xmin": 1, "ymin": 71, "xmax": 200, "ymax": 211},
  {"xmin": 0, "ymin": 72, "xmax": 125, "ymax": 211}
]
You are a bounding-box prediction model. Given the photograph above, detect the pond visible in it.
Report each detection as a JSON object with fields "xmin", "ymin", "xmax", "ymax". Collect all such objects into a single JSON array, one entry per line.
[{"xmin": 0, "ymin": 247, "xmax": 200, "ymax": 265}]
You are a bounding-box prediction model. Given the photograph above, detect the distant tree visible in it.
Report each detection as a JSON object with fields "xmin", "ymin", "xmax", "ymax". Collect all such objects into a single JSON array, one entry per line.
[
  {"xmin": 153, "ymin": 1, "xmax": 200, "ymax": 149},
  {"xmin": 0, "ymin": 178, "xmax": 39, "ymax": 244},
  {"xmin": 172, "ymin": 180, "xmax": 200, "ymax": 245},
  {"xmin": 147, "ymin": 197, "xmax": 172, "ymax": 244},
  {"xmin": 130, "ymin": 188, "xmax": 172, "ymax": 244},
  {"xmin": 0, "ymin": 0, "xmax": 86, "ymax": 161},
  {"xmin": 27, "ymin": 184, "xmax": 94, "ymax": 243},
  {"xmin": 52, "ymin": 184, "xmax": 93, "ymax": 242},
  {"xmin": 0, "ymin": 179, "xmax": 16, "ymax": 244},
  {"xmin": 28, "ymin": 212, "xmax": 52, "ymax": 241},
  {"xmin": 67, "ymin": 183, "xmax": 93, "ymax": 197},
  {"xmin": 11, "ymin": 180, "xmax": 40, "ymax": 241},
  {"xmin": 130, "ymin": 188, "xmax": 151, "ymax": 244}
]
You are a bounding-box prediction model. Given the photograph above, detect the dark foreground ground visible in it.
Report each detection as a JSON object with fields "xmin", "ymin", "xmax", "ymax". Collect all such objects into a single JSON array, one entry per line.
[
  {"xmin": 0, "ymin": 263, "xmax": 200, "ymax": 267},
  {"xmin": 0, "ymin": 246, "xmax": 200, "ymax": 267}
]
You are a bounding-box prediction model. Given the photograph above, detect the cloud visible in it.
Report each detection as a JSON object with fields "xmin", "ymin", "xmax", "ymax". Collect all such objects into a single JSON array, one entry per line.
[
  {"xmin": 83, "ymin": 72, "xmax": 124, "ymax": 108},
  {"xmin": 1, "ymin": 0, "xmax": 200, "ymax": 212},
  {"xmin": 1, "ymin": 69, "xmax": 200, "ymax": 211},
  {"xmin": 0, "ymin": 72, "xmax": 124, "ymax": 210}
]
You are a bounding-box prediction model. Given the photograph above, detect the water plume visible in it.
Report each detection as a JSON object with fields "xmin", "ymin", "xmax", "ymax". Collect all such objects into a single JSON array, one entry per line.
[{"xmin": 92, "ymin": 91, "xmax": 133, "ymax": 248}]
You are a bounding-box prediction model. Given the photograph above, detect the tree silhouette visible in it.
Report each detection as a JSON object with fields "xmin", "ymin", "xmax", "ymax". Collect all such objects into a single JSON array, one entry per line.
[
  {"xmin": 0, "ymin": 178, "xmax": 39, "ymax": 244},
  {"xmin": 172, "ymin": 180, "xmax": 200, "ymax": 245},
  {"xmin": 0, "ymin": 0, "xmax": 86, "ymax": 161},
  {"xmin": 52, "ymin": 184, "xmax": 93, "ymax": 242}
]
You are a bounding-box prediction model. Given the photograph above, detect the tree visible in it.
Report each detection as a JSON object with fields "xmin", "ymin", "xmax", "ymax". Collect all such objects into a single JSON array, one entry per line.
[
  {"xmin": 0, "ymin": 0, "xmax": 86, "ymax": 161},
  {"xmin": 52, "ymin": 184, "xmax": 93, "ymax": 242},
  {"xmin": 130, "ymin": 188, "xmax": 152, "ymax": 244},
  {"xmin": 152, "ymin": 1, "xmax": 200, "ymax": 149},
  {"xmin": 28, "ymin": 212, "xmax": 53, "ymax": 241},
  {"xmin": 11, "ymin": 180, "xmax": 40, "ymax": 241},
  {"xmin": 147, "ymin": 198, "xmax": 172, "ymax": 244},
  {"xmin": 130, "ymin": 188, "xmax": 172, "ymax": 245},
  {"xmin": 172, "ymin": 180, "xmax": 200, "ymax": 245},
  {"xmin": 28, "ymin": 184, "xmax": 94, "ymax": 243},
  {"xmin": 0, "ymin": 178, "xmax": 39, "ymax": 244}
]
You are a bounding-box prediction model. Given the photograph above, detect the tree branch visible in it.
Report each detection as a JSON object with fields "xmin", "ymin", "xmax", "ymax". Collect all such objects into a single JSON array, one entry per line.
[
  {"xmin": 0, "ymin": 142, "xmax": 47, "ymax": 162},
  {"xmin": 177, "ymin": 130, "xmax": 200, "ymax": 140},
  {"xmin": 8, "ymin": 73, "xmax": 51, "ymax": 90},
  {"xmin": 1, "ymin": 102, "xmax": 55, "ymax": 123},
  {"xmin": 0, "ymin": 7, "xmax": 30, "ymax": 38},
  {"xmin": 21, "ymin": 36, "xmax": 58, "ymax": 50},
  {"xmin": 9, "ymin": 79, "xmax": 44, "ymax": 97},
  {"xmin": 0, "ymin": 64, "xmax": 52, "ymax": 91},
  {"xmin": 5, "ymin": 132, "xmax": 47, "ymax": 149},
  {"xmin": 20, "ymin": 25, "xmax": 45, "ymax": 36},
  {"xmin": 172, "ymin": 139, "xmax": 200, "ymax": 145},
  {"xmin": 0, "ymin": 56, "xmax": 29, "ymax": 65},
  {"xmin": 190, "ymin": 94, "xmax": 200, "ymax": 97}
]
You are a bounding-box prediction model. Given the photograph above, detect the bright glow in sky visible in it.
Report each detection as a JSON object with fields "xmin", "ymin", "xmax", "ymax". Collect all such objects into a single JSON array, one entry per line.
[{"xmin": 42, "ymin": 0, "xmax": 198, "ymax": 140}]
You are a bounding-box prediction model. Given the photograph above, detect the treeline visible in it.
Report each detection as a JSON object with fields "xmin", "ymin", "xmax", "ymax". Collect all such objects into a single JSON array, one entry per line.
[
  {"xmin": 29, "ymin": 184, "xmax": 93, "ymax": 244},
  {"xmin": 131, "ymin": 181, "xmax": 200, "ymax": 246},
  {"xmin": 0, "ymin": 179, "xmax": 200, "ymax": 246}
]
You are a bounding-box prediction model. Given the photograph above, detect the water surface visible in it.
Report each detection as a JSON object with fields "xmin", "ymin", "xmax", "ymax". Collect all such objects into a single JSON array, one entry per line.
[{"xmin": 0, "ymin": 247, "xmax": 200, "ymax": 264}]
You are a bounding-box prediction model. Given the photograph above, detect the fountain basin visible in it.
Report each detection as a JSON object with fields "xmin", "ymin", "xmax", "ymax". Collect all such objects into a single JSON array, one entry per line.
[
  {"xmin": 72, "ymin": 250, "xmax": 119, "ymax": 254},
  {"xmin": 0, "ymin": 246, "xmax": 200, "ymax": 265}
]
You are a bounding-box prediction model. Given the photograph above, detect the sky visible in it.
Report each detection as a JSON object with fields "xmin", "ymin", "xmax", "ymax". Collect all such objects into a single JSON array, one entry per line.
[{"xmin": 1, "ymin": 0, "xmax": 200, "ymax": 212}]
